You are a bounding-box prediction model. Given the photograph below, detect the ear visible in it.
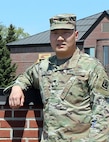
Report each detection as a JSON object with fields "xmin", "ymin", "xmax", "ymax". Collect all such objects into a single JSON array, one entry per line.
[{"xmin": 75, "ymin": 31, "xmax": 78, "ymax": 41}]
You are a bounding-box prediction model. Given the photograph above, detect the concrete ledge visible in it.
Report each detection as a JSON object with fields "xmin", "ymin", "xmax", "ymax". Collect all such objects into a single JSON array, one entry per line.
[
  {"xmin": 0, "ymin": 88, "xmax": 43, "ymax": 106},
  {"xmin": 0, "ymin": 96, "xmax": 7, "ymax": 105}
]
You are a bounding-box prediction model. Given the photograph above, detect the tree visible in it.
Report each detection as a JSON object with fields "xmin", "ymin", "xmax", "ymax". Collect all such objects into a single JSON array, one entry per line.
[
  {"xmin": 0, "ymin": 23, "xmax": 30, "ymax": 41},
  {"xmin": 0, "ymin": 23, "xmax": 30, "ymax": 87},
  {"xmin": 5, "ymin": 24, "xmax": 17, "ymax": 43},
  {"xmin": 15, "ymin": 27, "xmax": 29, "ymax": 39},
  {"xmin": 0, "ymin": 33, "xmax": 17, "ymax": 87}
]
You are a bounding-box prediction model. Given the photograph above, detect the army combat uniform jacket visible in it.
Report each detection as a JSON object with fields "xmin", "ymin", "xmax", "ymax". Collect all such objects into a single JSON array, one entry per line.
[{"xmin": 5, "ymin": 48, "xmax": 109, "ymax": 142}]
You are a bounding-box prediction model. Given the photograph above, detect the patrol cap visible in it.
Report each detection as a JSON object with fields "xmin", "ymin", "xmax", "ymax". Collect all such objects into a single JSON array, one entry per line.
[{"xmin": 49, "ymin": 13, "xmax": 76, "ymax": 30}]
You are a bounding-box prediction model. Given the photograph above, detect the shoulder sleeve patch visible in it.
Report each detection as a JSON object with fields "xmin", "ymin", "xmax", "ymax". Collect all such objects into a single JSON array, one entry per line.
[
  {"xmin": 93, "ymin": 76, "xmax": 109, "ymax": 97},
  {"xmin": 102, "ymin": 79, "xmax": 109, "ymax": 90}
]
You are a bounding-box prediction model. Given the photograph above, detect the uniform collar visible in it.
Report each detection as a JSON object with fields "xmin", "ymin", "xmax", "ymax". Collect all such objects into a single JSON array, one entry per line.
[{"xmin": 49, "ymin": 47, "xmax": 82, "ymax": 69}]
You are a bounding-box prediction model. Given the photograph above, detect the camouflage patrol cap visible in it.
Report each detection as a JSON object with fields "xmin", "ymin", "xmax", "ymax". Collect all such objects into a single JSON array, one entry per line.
[{"xmin": 49, "ymin": 13, "xmax": 76, "ymax": 30}]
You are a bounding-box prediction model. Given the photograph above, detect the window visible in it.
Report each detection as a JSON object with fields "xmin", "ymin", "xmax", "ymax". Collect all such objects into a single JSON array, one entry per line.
[
  {"xmin": 84, "ymin": 47, "xmax": 95, "ymax": 57},
  {"xmin": 102, "ymin": 23, "xmax": 109, "ymax": 32},
  {"xmin": 103, "ymin": 46, "xmax": 109, "ymax": 65}
]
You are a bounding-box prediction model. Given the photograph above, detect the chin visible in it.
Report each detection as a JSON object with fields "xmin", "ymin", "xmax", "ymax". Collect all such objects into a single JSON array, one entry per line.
[{"xmin": 56, "ymin": 49, "xmax": 66, "ymax": 53}]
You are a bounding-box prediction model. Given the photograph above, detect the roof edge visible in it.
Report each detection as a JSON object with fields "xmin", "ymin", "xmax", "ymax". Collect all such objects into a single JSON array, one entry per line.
[{"xmin": 80, "ymin": 10, "xmax": 109, "ymax": 40}]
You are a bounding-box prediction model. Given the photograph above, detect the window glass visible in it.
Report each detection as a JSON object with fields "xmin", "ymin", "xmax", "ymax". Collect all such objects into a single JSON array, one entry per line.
[
  {"xmin": 103, "ymin": 46, "xmax": 109, "ymax": 65},
  {"xmin": 90, "ymin": 48, "xmax": 95, "ymax": 57},
  {"xmin": 84, "ymin": 47, "xmax": 95, "ymax": 57},
  {"xmin": 102, "ymin": 23, "xmax": 109, "ymax": 32}
]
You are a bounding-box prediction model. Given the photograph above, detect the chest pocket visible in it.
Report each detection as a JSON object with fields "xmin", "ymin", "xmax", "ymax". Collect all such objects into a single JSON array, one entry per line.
[{"xmin": 60, "ymin": 70, "xmax": 89, "ymax": 105}]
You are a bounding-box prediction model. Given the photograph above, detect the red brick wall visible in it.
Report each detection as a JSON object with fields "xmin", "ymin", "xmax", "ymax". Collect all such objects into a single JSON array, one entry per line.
[
  {"xmin": 84, "ymin": 17, "xmax": 109, "ymax": 48},
  {"xmin": 0, "ymin": 104, "xmax": 43, "ymax": 142},
  {"xmin": 84, "ymin": 16, "xmax": 109, "ymax": 74},
  {"xmin": 11, "ymin": 52, "xmax": 55, "ymax": 76},
  {"xmin": 0, "ymin": 88, "xmax": 43, "ymax": 142},
  {"xmin": 11, "ymin": 52, "xmax": 39, "ymax": 75}
]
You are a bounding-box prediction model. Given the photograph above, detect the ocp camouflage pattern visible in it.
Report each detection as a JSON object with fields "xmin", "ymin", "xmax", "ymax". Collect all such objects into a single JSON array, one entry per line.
[{"xmin": 5, "ymin": 48, "xmax": 109, "ymax": 142}]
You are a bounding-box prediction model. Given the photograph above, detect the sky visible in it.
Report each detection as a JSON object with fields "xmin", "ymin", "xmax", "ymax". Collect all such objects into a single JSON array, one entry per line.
[{"xmin": 0, "ymin": 0, "xmax": 109, "ymax": 35}]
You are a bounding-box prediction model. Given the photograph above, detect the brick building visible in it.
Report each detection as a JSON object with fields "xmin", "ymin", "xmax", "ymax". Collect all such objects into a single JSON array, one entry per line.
[
  {"xmin": 7, "ymin": 10, "xmax": 109, "ymax": 76},
  {"xmin": 0, "ymin": 10, "xmax": 109, "ymax": 142}
]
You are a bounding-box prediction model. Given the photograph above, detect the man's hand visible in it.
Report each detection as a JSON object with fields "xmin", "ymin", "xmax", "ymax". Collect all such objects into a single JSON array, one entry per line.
[{"xmin": 9, "ymin": 85, "xmax": 25, "ymax": 109}]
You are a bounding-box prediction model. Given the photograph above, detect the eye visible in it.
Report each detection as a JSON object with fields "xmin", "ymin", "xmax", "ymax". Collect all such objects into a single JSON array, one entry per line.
[
  {"xmin": 51, "ymin": 31, "xmax": 57, "ymax": 34},
  {"xmin": 63, "ymin": 30, "xmax": 74, "ymax": 34},
  {"xmin": 63, "ymin": 31, "xmax": 72, "ymax": 35},
  {"xmin": 64, "ymin": 31, "xmax": 70, "ymax": 34}
]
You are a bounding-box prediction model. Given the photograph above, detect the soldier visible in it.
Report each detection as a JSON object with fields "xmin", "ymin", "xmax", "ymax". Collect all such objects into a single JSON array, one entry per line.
[{"xmin": 4, "ymin": 13, "xmax": 109, "ymax": 142}]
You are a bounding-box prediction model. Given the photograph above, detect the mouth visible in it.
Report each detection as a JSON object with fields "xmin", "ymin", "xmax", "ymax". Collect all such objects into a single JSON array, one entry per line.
[{"xmin": 57, "ymin": 43, "xmax": 65, "ymax": 48}]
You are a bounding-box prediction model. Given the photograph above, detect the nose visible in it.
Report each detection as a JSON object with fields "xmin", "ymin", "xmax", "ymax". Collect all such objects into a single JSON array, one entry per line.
[{"xmin": 57, "ymin": 35, "xmax": 64, "ymax": 41}]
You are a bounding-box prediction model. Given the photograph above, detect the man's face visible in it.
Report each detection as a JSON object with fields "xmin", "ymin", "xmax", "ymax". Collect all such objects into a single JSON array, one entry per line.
[{"xmin": 50, "ymin": 29, "xmax": 78, "ymax": 59}]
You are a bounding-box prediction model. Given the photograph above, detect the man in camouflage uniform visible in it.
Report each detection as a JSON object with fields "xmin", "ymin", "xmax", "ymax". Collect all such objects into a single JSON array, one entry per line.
[{"xmin": 4, "ymin": 14, "xmax": 109, "ymax": 142}]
